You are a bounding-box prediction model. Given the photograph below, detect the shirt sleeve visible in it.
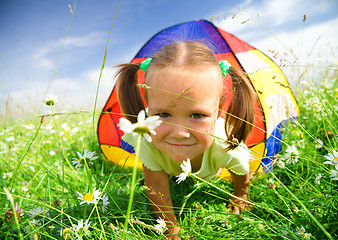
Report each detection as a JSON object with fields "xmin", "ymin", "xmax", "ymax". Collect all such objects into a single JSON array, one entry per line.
[
  {"xmin": 212, "ymin": 118, "xmax": 251, "ymax": 175},
  {"xmin": 223, "ymin": 143, "xmax": 250, "ymax": 175},
  {"xmin": 210, "ymin": 141, "xmax": 250, "ymax": 176}
]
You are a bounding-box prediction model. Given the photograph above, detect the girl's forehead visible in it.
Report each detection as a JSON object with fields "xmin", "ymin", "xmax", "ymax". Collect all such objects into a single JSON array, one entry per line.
[
  {"xmin": 146, "ymin": 67, "xmax": 222, "ymax": 109},
  {"xmin": 146, "ymin": 65, "xmax": 222, "ymax": 95}
]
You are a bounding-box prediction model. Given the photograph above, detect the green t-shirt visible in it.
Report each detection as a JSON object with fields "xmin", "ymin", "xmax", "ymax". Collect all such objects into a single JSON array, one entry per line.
[{"xmin": 122, "ymin": 118, "xmax": 251, "ymax": 180}]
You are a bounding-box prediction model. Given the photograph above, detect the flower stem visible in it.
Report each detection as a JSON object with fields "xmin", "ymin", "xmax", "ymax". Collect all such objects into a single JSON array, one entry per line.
[
  {"xmin": 84, "ymin": 159, "xmax": 93, "ymax": 194},
  {"xmin": 3, "ymin": 188, "xmax": 23, "ymax": 240},
  {"xmin": 122, "ymin": 134, "xmax": 142, "ymax": 239}
]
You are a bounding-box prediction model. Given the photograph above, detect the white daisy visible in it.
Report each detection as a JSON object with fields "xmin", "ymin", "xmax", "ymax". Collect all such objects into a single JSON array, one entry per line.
[
  {"xmin": 176, "ymin": 158, "xmax": 192, "ymax": 184},
  {"xmin": 315, "ymin": 173, "xmax": 322, "ymax": 185},
  {"xmin": 275, "ymin": 159, "xmax": 285, "ymax": 168},
  {"xmin": 72, "ymin": 219, "xmax": 91, "ymax": 237},
  {"xmin": 7, "ymin": 136, "xmax": 14, "ymax": 142},
  {"xmin": 329, "ymin": 165, "xmax": 338, "ymax": 180},
  {"xmin": 30, "ymin": 219, "xmax": 41, "ymax": 226},
  {"xmin": 3, "ymin": 172, "xmax": 13, "ymax": 179},
  {"xmin": 77, "ymin": 187, "xmax": 101, "ymax": 205},
  {"xmin": 266, "ymin": 178, "xmax": 276, "ymax": 190},
  {"xmin": 296, "ymin": 226, "xmax": 306, "ymax": 235},
  {"xmin": 71, "ymin": 127, "xmax": 79, "ymax": 135},
  {"xmin": 101, "ymin": 193, "xmax": 109, "ymax": 212},
  {"xmin": 324, "ymin": 150, "xmax": 338, "ymax": 167},
  {"xmin": 314, "ymin": 139, "xmax": 323, "ymax": 148},
  {"xmin": 117, "ymin": 110, "xmax": 162, "ymax": 142},
  {"xmin": 72, "ymin": 150, "xmax": 98, "ymax": 170},
  {"xmin": 29, "ymin": 206, "xmax": 49, "ymax": 217},
  {"xmin": 43, "ymin": 94, "xmax": 58, "ymax": 106},
  {"xmin": 154, "ymin": 217, "xmax": 167, "ymax": 234},
  {"xmin": 23, "ymin": 124, "xmax": 35, "ymax": 130},
  {"xmin": 285, "ymin": 145, "xmax": 299, "ymax": 164}
]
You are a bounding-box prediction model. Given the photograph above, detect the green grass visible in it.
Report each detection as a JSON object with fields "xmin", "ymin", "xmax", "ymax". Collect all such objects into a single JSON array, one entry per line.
[{"xmin": 0, "ymin": 71, "xmax": 337, "ymax": 239}]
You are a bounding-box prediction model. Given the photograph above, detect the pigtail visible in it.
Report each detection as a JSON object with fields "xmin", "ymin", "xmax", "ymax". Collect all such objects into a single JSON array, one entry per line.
[
  {"xmin": 224, "ymin": 66, "xmax": 256, "ymax": 151},
  {"xmin": 116, "ymin": 63, "xmax": 145, "ymax": 123}
]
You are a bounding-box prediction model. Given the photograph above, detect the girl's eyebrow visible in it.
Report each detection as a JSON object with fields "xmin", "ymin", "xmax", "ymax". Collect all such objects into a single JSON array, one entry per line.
[{"xmin": 148, "ymin": 106, "xmax": 169, "ymax": 113}]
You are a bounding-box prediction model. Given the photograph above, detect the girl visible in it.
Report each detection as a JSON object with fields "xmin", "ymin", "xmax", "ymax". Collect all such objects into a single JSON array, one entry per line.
[{"xmin": 116, "ymin": 41, "xmax": 256, "ymax": 239}]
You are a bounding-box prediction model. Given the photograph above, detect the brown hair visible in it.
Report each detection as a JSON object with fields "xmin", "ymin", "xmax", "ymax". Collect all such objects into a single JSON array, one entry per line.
[{"xmin": 116, "ymin": 41, "xmax": 256, "ymax": 150}]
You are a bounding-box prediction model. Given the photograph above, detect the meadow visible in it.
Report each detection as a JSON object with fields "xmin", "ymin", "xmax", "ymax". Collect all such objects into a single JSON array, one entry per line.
[
  {"xmin": 1, "ymin": 7, "xmax": 338, "ymax": 239},
  {"xmin": 0, "ymin": 64, "xmax": 337, "ymax": 240}
]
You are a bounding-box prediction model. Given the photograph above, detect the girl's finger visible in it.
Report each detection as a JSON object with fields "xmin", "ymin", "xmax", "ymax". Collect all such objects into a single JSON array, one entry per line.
[
  {"xmin": 233, "ymin": 205, "xmax": 240, "ymax": 214},
  {"xmin": 227, "ymin": 201, "xmax": 233, "ymax": 211}
]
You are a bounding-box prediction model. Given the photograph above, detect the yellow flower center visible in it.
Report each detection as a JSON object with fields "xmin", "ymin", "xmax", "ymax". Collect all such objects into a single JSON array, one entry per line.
[
  {"xmin": 46, "ymin": 100, "xmax": 55, "ymax": 106},
  {"xmin": 134, "ymin": 124, "xmax": 149, "ymax": 134},
  {"xmin": 290, "ymin": 151, "xmax": 298, "ymax": 157},
  {"xmin": 62, "ymin": 228, "xmax": 72, "ymax": 236},
  {"xmin": 83, "ymin": 193, "xmax": 94, "ymax": 202}
]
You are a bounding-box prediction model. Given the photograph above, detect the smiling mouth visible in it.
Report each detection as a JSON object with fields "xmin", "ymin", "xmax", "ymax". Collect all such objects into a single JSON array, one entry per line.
[{"xmin": 167, "ymin": 143, "xmax": 194, "ymax": 148}]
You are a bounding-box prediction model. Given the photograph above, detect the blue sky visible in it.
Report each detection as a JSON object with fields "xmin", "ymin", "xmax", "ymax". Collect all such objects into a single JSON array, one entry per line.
[{"xmin": 0, "ymin": 0, "xmax": 337, "ymax": 118}]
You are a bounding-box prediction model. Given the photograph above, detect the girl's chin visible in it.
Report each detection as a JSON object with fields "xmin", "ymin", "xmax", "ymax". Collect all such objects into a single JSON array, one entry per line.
[
  {"xmin": 167, "ymin": 154, "xmax": 191, "ymax": 163},
  {"xmin": 169, "ymin": 154, "xmax": 201, "ymax": 163},
  {"xmin": 172, "ymin": 158, "xmax": 186, "ymax": 163}
]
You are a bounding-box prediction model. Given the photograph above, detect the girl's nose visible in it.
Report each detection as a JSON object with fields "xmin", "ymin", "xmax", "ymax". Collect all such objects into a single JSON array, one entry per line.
[{"xmin": 170, "ymin": 124, "xmax": 190, "ymax": 139}]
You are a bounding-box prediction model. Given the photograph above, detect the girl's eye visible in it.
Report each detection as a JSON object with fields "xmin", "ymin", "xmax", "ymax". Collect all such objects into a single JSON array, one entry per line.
[
  {"xmin": 156, "ymin": 112, "xmax": 171, "ymax": 118},
  {"xmin": 190, "ymin": 113, "xmax": 205, "ymax": 119}
]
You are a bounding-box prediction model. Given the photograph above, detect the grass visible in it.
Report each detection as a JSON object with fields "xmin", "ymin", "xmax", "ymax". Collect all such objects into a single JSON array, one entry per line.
[
  {"xmin": 0, "ymin": 69, "xmax": 337, "ymax": 239},
  {"xmin": 1, "ymin": 6, "xmax": 337, "ymax": 238}
]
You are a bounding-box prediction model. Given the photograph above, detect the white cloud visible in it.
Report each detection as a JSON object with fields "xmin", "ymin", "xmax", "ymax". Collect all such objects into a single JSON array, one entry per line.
[
  {"xmin": 212, "ymin": 0, "xmax": 337, "ymax": 42},
  {"xmin": 44, "ymin": 68, "xmax": 118, "ymax": 112},
  {"xmin": 241, "ymin": 0, "xmax": 323, "ymax": 27},
  {"xmin": 0, "ymin": 88, "xmax": 45, "ymax": 118},
  {"xmin": 209, "ymin": 0, "xmax": 338, "ymax": 87},
  {"xmin": 249, "ymin": 17, "xmax": 338, "ymax": 85},
  {"xmin": 210, "ymin": 0, "xmax": 338, "ymax": 61},
  {"xmin": 86, "ymin": 67, "xmax": 117, "ymax": 86},
  {"xmin": 213, "ymin": 0, "xmax": 334, "ymax": 30},
  {"xmin": 32, "ymin": 32, "xmax": 105, "ymax": 70},
  {"xmin": 1, "ymin": 66, "xmax": 120, "ymax": 118},
  {"xmin": 251, "ymin": 17, "xmax": 338, "ymax": 59}
]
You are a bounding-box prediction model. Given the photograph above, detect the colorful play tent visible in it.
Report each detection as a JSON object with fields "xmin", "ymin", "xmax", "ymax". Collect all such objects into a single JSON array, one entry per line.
[{"xmin": 97, "ymin": 20, "xmax": 300, "ymax": 179}]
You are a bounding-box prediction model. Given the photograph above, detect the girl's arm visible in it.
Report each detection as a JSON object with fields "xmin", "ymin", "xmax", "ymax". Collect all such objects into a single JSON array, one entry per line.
[
  {"xmin": 143, "ymin": 165, "xmax": 181, "ymax": 239},
  {"xmin": 227, "ymin": 171, "xmax": 251, "ymax": 214}
]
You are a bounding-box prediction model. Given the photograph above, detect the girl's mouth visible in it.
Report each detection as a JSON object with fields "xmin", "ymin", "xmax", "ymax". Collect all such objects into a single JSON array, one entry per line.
[{"xmin": 167, "ymin": 143, "xmax": 194, "ymax": 148}]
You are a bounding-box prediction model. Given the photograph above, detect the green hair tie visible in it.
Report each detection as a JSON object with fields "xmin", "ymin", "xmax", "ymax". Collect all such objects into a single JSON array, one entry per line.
[
  {"xmin": 219, "ymin": 60, "xmax": 231, "ymax": 78},
  {"xmin": 140, "ymin": 58, "xmax": 152, "ymax": 72}
]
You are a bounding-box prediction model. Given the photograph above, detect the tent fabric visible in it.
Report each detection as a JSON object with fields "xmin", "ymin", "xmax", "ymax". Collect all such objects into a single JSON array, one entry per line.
[{"xmin": 97, "ymin": 20, "xmax": 300, "ymax": 179}]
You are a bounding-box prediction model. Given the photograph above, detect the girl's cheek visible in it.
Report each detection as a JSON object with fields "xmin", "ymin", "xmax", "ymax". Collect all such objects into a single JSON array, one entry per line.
[
  {"xmin": 191, "ymin": 119, "xmax": 216, "ymax": 134},
  {"xmin": 152, "ymin": 124, "xmax": 167, "ymax": 137}
]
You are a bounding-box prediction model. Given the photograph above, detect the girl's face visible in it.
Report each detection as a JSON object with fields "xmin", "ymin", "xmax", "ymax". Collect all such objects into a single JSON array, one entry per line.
[{"xmin": 147, "ymin": 66, "xmax": 222, "ymax": 164}]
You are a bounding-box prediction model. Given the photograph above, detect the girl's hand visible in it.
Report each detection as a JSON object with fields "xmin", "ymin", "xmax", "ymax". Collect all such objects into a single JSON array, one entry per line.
[
  {"xmin": 228, "ymin": 171, "xmax": 251, "ymax": 214},
  {"xmin": 166, "ymin": 226, "xmax": 181, "ymax": 240},
  {"xmin": 227, "ymin": 192, "xmax": 251, "ymax": 214}
]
